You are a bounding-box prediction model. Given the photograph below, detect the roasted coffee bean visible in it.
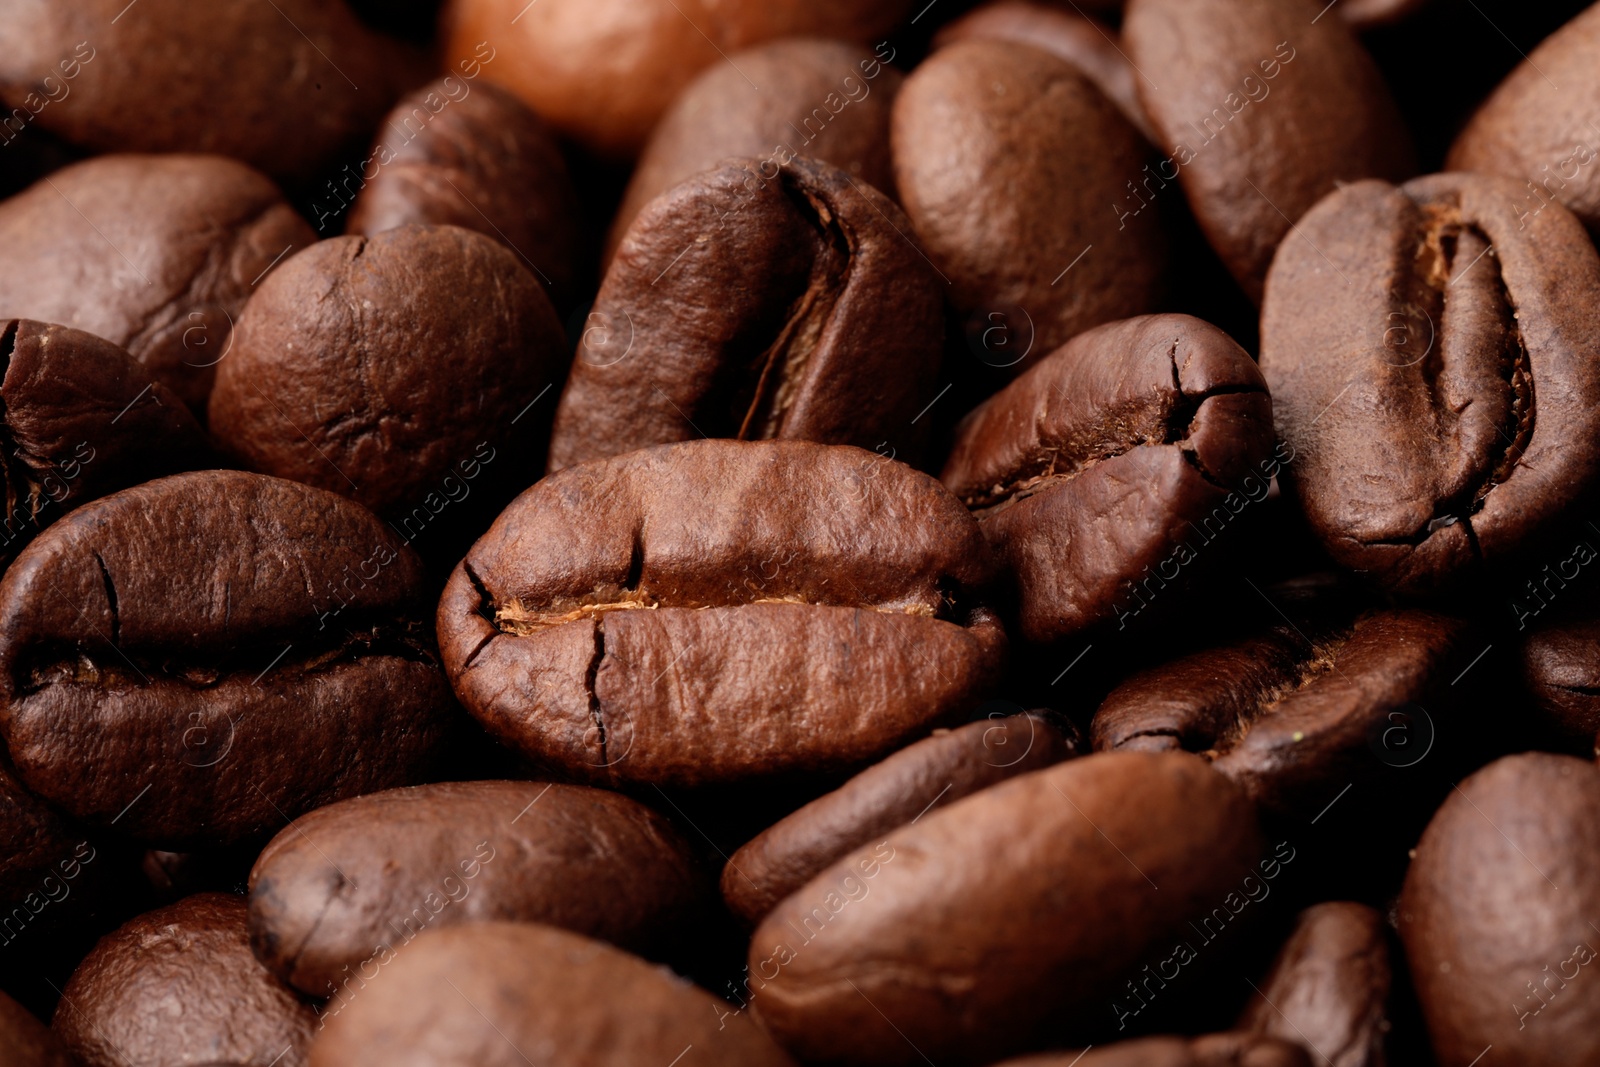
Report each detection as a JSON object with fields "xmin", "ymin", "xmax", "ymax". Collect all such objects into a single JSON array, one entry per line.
[
  {"xmin": 439, "ymin": 0, "xmax": 911, "ymax": 158},
  {"xmin": 0, "ymin": 470, "xmax": 455, "ymax": 846},
  {"xmin": 723, "ymin": 712, "xmax": 1075, "ymax": 925},
  {"xmin": 437, "ymin": 440, "xmax": 1006, "ymax": 787},
  {"xmin": 893, "ymin": 39, "xmax": 1167, "ymax": 369},
  {"xmin": 1521, "ymin": 611, "xmax": 1600, "ymax": 753},
  {"xmin": 344, "ymin": 79, "xmax": 581, "ymax": 308},
  {"xmin": 941, "ymin": 314, "xmax": 1275, "ymax": 646},
  {"xmin": 932, "ymin": 1, "xmax": 1157, "ymax": 143},
  {"xmin": 1237, "ymin": 902, "xmax": 1391, "ymax": 1067},
  {"xmin": 0, "ymin": 987, "xmax": 74, "ymax": 1067},
  {"xmin": 609, "ymin": 38, "xmax": 903, "ymax": 261},
  {"xmin": 989, "ymin": 0, "xmax": 1428, "ymax": 28},
  {"xmin": 750, "ymin": 751, "xmax": 1262, "ymax": 1065},
  {"xmin": 54, "ymin": 894, "xmax": 317, "ymax": 1067},
  {"xmin": 0, "ymin": 319, "xmax": 208, "ymax": 568},
  {"xmin": 548, "ymin": 159, "xmax": 943, "ymax": 472},
  {"xmin": 0, "ymin": 755, "xmax": 89, "ymax": 909},
  {"xmin": 1124, "ymin": 0, "xmax": 1415, "ymax": 301},
  {"xmin": 0, "ymin": 0, "xmax": 413, "ymax": 186},
  {"xmin": 0, "ymin": 155, "xmax": 315, "ymax": 412},
  {"xmin": 993, "ymin": 1033, "xmax": 1312, "ymax": 1067},
  {"xmin": 1260, "ymin": 174, "xmax": 1600, "ymax": 595},
  {"xmin": 1448, "ymin": 4, "xmax": 1600, "ymax": 236},
  {"xmin": 1399, "ymin": 753, "xmax": 1600, "ymax": 1065},
  {"xmin": 307, "ymin": 922, "xmax": 797, "ymax": 1066},
  {"xmin": 248, "ymin": 780, "xmax": 707, "ymax": 996},
  {"xmin": 208, "ymin": 225, "xmax": 568, "ymax": 520}
]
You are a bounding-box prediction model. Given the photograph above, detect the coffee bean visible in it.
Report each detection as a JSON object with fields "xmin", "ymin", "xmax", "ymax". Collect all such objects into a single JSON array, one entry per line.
[
  {"xmin": 941, "ymin": 314, "xmax": 1274, "ymax": 645},
  {"xmin": 1237, "ymin": 902, "xmax": 1392, "ymax": 1067},
  {"xmin": 750, "ymin": 751, "xmax": 1263, "ymax": 1065},
  {"xmin": 991, "ymin": 1033, "xmax": 1312, "ymax": 1066},
  {"xmin": 248, "ymin": 780, "xmax": 707, "ymax": 996},
  {"xmin": 345, "ymin": 79, "xmax": 581, "ymax": 308},
  {"xmin": 208, "ymin": 225, "xmax": 568, "ymax": 520},
  {"xmin": 549, "ymin": 157, "xmax": 943, "ymax": 471},
  {"xmin": 893, "ymin": 39, "xmax": 1168, "ymax": 369},
  {"xmin": 1261, "ymin": 173, "xmax": 1600, "ymax": 595},
  {"xmin": 54, "ymin": 893, "xmax": 317, "ymax": 1067},
  {"xmin": 1399, "ymin": 753, "xmax": 1600, "ymax": 1065},
  {"xmin": 1520, "ymin": 611, "xmax": 1600, "ymax": 753},
  {"xmin": 1124, "ymin": 0, "xmax": 1415, "ymax": 301},
  {"xmin": 0, "ymin": 470, "xmax": 455, "ymax": 845},
  {"xmin": 437, "ymin": 439, "xmax": 1006, "ymax": 787},
  {"xmin": 307, "ymin": 922, "xmax": 797, "ymax": 1066},
  {"xmin": 0, "ymin": 155, "xmax": 315, "ymax": 411},
  {"xmin": 722, "ymin": 712, "xmax": 1077, "ymax": 925},
  {"xmin": 0, "ymin": 988, "xmax": 71, "ymax": 1067}
]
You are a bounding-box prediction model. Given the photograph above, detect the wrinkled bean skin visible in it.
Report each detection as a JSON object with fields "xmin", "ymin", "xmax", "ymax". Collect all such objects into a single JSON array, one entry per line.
[
  {"xmin": 0, "ymin": 155, "xmax": 316, "ymax": 412},
  {"xmin": 942, "ymin": 315, "xmax": 1274, "ymax": 645},
  {"xmin": 345, "ymin": 80, "xmax": 581, "ymax": 308},
  {"xmin": 0, "ymin": 470, "xmax": 455, "ymax": 846},
  {"xmin": 307, "ymin": 922, "xmax": 798, "ymax": 1067},
  {"xmin": 609, "ymin": 39, "xmax": 903, "ymax": 262},
  {"xmin": 1399, "ymin": 754, "xmax": 1600, "ymax": 1066},
  {"xmin": 438, "ymin": 440, "xmax": 1006, "ymax": 787},
  {"xmin": 54, "ymin": 894, "xmax": 318, "ymax": 1067},
  {"xmin": 550, "ymin": 157, "xmax": 942, "ymax": 472},
  {"xmin": 722, "ymin": 712, "xmax": 1076, "ymax": 925},
  {"xmin": 208, "ymin": 225, "xmax": 568, "ymax": 520},
  {"xmin": 248, "ymin": 780, "xmax": 707, "ymax": 996},
  {"xmin": 1237, "ymin": 903, "xmax": 1392, "ymax": 1067},
  {"xmin": 0, "ymin": 987, "xmax": 73, "ymax": 1067},
  {"xmin": 994, "ymin": 1033, "xmax": 1312, "ymax": 1067},
  {"xmin": 1124, "ymin": 0, "xmax": 1415, "ymax": 301},
  {"xmin": 750, "ymin": 752, "xmax": 1263, "ymax": 1065},
  {"xmin": 1260, "ymin": 174, "xmax": 1600, "ymax": 595},
  {"xmin": 1520, "ymin": 613, "xmax": 1600, "ymax": 752},
  {"xmin": 893, "ymin": 40, "xmax": 1167, "ymax": 368}
]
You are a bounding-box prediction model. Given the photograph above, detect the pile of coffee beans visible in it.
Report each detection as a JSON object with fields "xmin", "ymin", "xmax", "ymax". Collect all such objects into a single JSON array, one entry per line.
[{"xmin": 2, "ymin": 0, "xmax": 1599, "ymax": 1063}]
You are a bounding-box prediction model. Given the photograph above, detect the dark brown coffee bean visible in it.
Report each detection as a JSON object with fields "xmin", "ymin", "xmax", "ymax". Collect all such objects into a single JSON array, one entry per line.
[
  {"xmin": 0, "ymin": 755, "xmax": 89, "ymax": 910},
  {"xmin": 750, "ymin": 751, "xmax": 1263, "ymax": 1065},
  {"xmin": 307, "ymin": 922, "xmax": 797, "ymax": 1066},
  {"xmin": 1260, "ymin": 174, "xmax": 1600, "ymax": 595},
  {"xmin": 1521, "ymin": 611, "xmax": 1600, "ymax": 753},
  {"xmin": 993, "ymin": 1033, "xmax": 1312, "ymax": 1066},
  {"xmin": 893, "ymin": 39, "xmax": 1167, "ymax": 370},
  {"xmin": 0, "ymin": 0, "xmax": 414, "ymax": 185},
  {"xmin": 722, "ymin": 712, "xmax": 1076, "ymax": 925},
  {"xmin": 1448, "ymin": 5, "xmax": 1600, "ymax": 236},
  {"xmin": 1124, "ymin": 0, "xmax": 1415, "ymax": 301},
  {"xmin": 941, "ymin": 314, "xmax": 1275, "ymax": 645},
  {"xmin": 549, "ymin": 157, "xmax": 943, "ymax": 472},
  {"xmin": 609, "ymin": 38, "xmax": 904, "ymax": 261},
  {"xmin": 248, "ymin": 780, "xmax": 706, "ymax": 997},
  {"xmin": 437, "ymin": 440, "xmax": 1006, "ymax": 787},
  {"xmin": 440, "ymin": 0, "xmax": 911, "ymax": 159},
  {"xmin": 344, "ymin": 79, "xmax": 581, "ymax": 308},
  {"xmin": 1093, "ymin": 610, "xmax": 1467, "ymax": 818},
  {"xmin": 0, "ymin": 470, "xmax": 455, "ymax": 846},
  {"xmin": 0, "ymin": 155, "xmax": 315, "ymax": 412},
  {"xmin": 208, "ymin": 225, "xmax": 568, "ymax": 520},
  {"xmin": 1237, "ymin": 902, "xmax": 1391, "ymax": 1067},
  {"xmin": 1399, "ymin": 753, "xmax": 1600, "ymax": 1065},
  {"xmin": 0, "ymin": 988, "xmax": 72, "ymax": 1067},
  {"xmin": 54, "ymin": 894, "xmax": 317, "ymax": 1067}
]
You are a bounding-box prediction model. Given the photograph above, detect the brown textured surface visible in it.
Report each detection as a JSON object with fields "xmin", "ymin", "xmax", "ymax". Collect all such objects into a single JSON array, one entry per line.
[
  {"xmin": 1260, "ymin": 173, "xmax": 1600, "ymax": 595},
  {"xmin": 1124, "ymin": 0, "xmax": 1415, "ymax": 301},
  {"xmin": 942, "ymin": 314, "xmax": 1274, "ymax": 645},
  {"xmin": 608, "ymin": 38, "xmax": 903, "ymax": 261},
  {"xmin": 248, "ymin": 780, "xmax": 707, "ymax": 996},
  {"xmin": 550, "ymin": 156, "xmax": 942, "ymax": 472},
  {"xmin": 1237, "ymin": 902, "xmax": 1391, "ymax": 1067},
  {"xmin": 0, "ymin": 0, "xmax": 412, "ymax": 185},
  {"xmin": 0, "ymin": 155, "xmax": 315, "ymax": 412},
  {"xmin": 996, "ymin": 1033, "xmax": 1312, "ymax": 1066},
  {"xmin": 1399, "ymin": 753, "xmax": 1600, "ymax": 1065},
  {"xmin": 345, "ymin": 79, "xmax": 580, "ymax": 307},
  {"xmin": 439, "ymin": 0, "xmax": 912, "ymax": 159},
  {"xmin": 0, "ymin": 470, "xmax": 454, "ymax": 846},
  {"xmin": 750, "ymin": 751, "xmax": 1263, "ymax": 1065},
  {"xmin": 1521, "ymin": 612, "xmax": 1600, "ymax": 752},
  {"xmin": 208, "ymin": 225, "xmax": 568, "ymax": 519},
  {"xmin": 0, "ymin": 979, "xmax": 73, "ymax": 1067},
  {"xmin": 438, "ymin": 439, "xmax": 1006, "ymax": 787},
  {"xmin": 54, "ymin": 894, "xmax": 317, "ymax": 1067},
  {"xmin": 892, "ymin": 39, "xmax": 1167, "ymax": 369},
  {"xmin": 308, "ymin": 922, "xmax": 797, "ymax": 1067}
]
